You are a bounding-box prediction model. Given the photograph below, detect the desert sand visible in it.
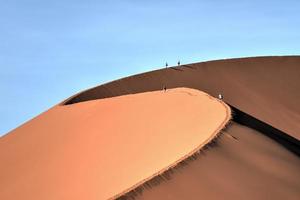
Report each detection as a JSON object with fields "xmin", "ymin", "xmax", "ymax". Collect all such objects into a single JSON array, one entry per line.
[
  {"xmin": 130, "ymin": 122, "xmax": 300, "ymax": 200},
  {"xmin": 61, "ymin": 56, "xmax": 300, "ymax": 199},
  {"xmin": 0, "ymin": 88, "xmax": 230, "ymax": 200}
]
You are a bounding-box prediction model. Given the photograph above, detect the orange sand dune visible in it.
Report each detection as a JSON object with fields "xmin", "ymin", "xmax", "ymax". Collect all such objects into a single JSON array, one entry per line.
[
  {"xmin": 58, "ymin": 56, "xmax": 299, "ymax": 199},
  {"xmin": 0, "ymin": 88, "xmax": 230, "ymax": 200}
]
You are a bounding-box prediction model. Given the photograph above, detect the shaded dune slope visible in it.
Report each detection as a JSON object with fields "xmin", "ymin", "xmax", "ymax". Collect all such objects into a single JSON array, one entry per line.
[{"xmin": 128, "ymin": 122, "xmax": 300, "ymax": 200}]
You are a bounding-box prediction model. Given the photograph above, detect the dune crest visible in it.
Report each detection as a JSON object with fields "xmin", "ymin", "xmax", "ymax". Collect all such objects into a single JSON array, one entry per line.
[{"xmin": 0, "ymin": 87, "xmax": 230, "ymax": 200}]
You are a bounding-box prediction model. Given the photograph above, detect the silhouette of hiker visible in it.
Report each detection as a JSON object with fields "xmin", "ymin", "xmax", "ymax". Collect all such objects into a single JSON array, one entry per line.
[
  {"xmin": 165, "ymin": 62, "xmax": 168, "ymax": 68},
  {"xmin": 163, "ymin": 85, "xmax": 167, "ymax": 92},
  {"xmin": 218, "ymin": 94, "xmax": 223, "ymax": 100},
  {"xmin": 178, "ymin": 60, "xmax": 181, "ymax": 66}
]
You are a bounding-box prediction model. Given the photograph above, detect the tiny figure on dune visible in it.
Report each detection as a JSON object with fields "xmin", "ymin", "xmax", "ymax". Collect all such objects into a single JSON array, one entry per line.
[
  {"xmin": 218, "ymin": 94, "xmax": 223, "ymax": 100},
  {"xmin": 178, "ymin": 60, "xmax": 181, "ymax": 66},
  {"xmin": 163, "ymin": 85, "xmax": 167, "ymax": 92},
  {"xmin": 165, "ymin": 62, "xmax": 168, "ymax": 68}
]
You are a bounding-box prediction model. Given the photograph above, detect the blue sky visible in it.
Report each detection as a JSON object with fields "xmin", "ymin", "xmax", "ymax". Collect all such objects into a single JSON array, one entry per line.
[{"xmin": 0, "ymin": 0, "xmax": 300, "ymax": 136}]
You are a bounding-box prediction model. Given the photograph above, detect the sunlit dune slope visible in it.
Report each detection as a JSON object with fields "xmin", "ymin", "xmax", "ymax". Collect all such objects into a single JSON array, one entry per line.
[{"xmin": 0, "ymin": 88, "xmax": 230, "ymax": 200}]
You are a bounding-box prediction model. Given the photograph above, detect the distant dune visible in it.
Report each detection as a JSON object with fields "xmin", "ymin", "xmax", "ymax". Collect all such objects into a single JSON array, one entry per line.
[
  {"xmin": 0, "ymin": 56, "xmax": 299, "ymax": 200},
  {"xmin": 65, "ymin": 56, "xmax": 300, "ymax": 140}
]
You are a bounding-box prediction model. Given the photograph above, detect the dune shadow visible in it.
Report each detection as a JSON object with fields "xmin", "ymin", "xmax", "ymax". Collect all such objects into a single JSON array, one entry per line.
[{"xmin": 230, "ymin": 105, "xmax": 300, "ymax": 156}]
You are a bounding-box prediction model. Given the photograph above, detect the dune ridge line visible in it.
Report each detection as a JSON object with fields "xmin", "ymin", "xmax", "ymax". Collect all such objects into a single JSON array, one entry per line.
[
  {"xmin": 0, "ymin": 87, "xmax": 231, "ymax": 200},
  {"xmin": 110, "ymin": 89, "xmax": 232, "ymax": 200}
]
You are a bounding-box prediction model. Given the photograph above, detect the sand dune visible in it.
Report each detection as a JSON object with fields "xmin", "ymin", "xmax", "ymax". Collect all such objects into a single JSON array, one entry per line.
[
  {"xmin": 0, "ymin": 88, "xmax": 230, "ymax": 200},
  {"xmin": 62, "ymin": 56, "xmax": 300, "ymax": 199},
  {"xmin": 1, "ymin": 56, "xmax": 299, "ymax": 200},
  {"xmin": 65, "ymin": 56, "xmax": 300, "ymax": 140}
]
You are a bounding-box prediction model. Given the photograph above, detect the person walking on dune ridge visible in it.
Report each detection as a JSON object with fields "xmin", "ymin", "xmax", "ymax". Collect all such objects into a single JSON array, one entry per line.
[
  {"xmin": 164, "ymin": 62, "xmax": 168, "ymax": 92},
  {"xmin": 218, "ymin": 94, "xmax": 223, "ymax": 100}
]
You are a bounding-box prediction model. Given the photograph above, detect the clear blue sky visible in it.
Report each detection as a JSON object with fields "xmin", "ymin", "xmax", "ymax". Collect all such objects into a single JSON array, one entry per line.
[{"xmin": 1, "ymin": 0, "xmax": 300, "ymax": 136}]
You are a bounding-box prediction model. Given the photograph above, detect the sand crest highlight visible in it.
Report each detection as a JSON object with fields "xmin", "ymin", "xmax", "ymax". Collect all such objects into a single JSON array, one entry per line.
[{"xmin": 0, "ymin": 87, "xmax": 230, "ymax": 200}]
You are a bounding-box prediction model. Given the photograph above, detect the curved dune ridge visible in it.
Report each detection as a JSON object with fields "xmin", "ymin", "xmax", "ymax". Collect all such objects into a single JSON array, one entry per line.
[
  {"xmin": 0, "ymin": 88, "xmax": 231, "ymax": 200},
  {"xmin": 64, "ymin": 56, "xmax": 300, "ymax": 140}
]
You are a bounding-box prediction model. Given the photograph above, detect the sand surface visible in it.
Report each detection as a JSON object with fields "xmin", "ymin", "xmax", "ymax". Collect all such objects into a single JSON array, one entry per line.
[
  {"xmin": 0, "ymin": 88, "xmax": 230, "ymax": 200},
  {"xmin": 60, "ymin": 56, "xmax": 300, "ymax": 199},
  {"xmin": 132, "ymin": 122, "xmax": 300, "ymax": 200},
  {"xmin": 65, "ymin": 56, "xmax": 300, "ymax": 140}
]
